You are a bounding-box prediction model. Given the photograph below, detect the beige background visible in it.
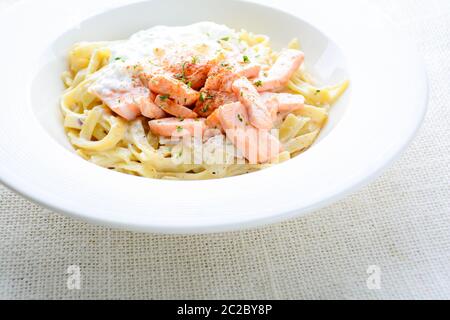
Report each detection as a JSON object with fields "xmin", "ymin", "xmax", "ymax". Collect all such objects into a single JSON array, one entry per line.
[{"xmin": 0, "ymin": 0, "xmax": 449, "ymax": 300}]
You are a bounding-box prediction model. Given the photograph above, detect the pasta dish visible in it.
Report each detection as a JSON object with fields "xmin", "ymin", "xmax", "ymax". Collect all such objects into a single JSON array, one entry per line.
[{"xmin": 61, "ymin": 22, "xmax": 349, "ymax": 180}]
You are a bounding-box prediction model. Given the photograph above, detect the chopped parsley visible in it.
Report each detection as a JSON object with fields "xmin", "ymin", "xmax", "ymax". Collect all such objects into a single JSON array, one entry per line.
[
  {"xmin": 254, "ymin": 80, "xmax": 263, "ymax": 87},
  {"xmin": 202, "ymin": 104, "xmax": 210, "ymax": 113},
  {"xmin": 199, "ymin": 92, "xmax": 214, "ymax": 102},
  {"xmin": 176, "ymin": 126, "xmax": 183, "ymax": 132},
  {"xmin": 237, "ymin": 114, "xmax": 244, "ymax": 122},
  {"xmin": 220, "ymin": 36, "xmax": 230, "ymax": 41},
  {"xmin": 176, "ymin": 62, "xmax": 188, "ymax": 83},
  {"xmin": 187, "ymin": 81, "xmax": 192, "ymax": 88},
  {"xmin": 315, "ymin": 89, "xmax": 321, "ymax": 95},
  {"xmin": 159, "ymin": 95, "xmax": 170, "ymax": 101},
  {"xmin": 243, "ymin": 55, "xmax": 250, "ymax": 63},
  {"xmin": 191, "ymin": 56, "xmax": 199, "ymax": 64},
  {"xmin": 114, "ymin": 57, "xmax": 125, "ymax": 62}
]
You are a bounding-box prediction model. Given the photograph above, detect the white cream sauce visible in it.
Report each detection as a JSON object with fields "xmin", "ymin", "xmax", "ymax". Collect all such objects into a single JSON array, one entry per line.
[
  {"xmin": 110, "ymin": 22, "xmax": 237, "ymax": 61},
  {"xmin": 89, "ymin": 22, "xmax": 252, "ymax": 96}
]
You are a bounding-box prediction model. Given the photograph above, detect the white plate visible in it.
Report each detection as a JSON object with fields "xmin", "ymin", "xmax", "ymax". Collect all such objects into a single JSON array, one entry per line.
[{"xmin": 0, "ymin": 0, "xmax": 428, "ymax": 234}]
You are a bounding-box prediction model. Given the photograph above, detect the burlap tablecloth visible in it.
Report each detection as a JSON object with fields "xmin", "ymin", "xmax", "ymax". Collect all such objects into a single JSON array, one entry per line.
[{"xmin": 0, "ymin": 0, "xmax": 449, "ymax": 300}]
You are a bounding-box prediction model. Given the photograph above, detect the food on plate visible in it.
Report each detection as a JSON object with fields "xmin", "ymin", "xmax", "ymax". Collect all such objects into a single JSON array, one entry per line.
[{"xmin": 61, "ymin": 22, "xmax": 349, "ymax": 179}]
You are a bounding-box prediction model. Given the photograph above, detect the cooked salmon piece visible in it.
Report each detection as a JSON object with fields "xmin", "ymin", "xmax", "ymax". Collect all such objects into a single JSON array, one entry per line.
[
  {"xmin": 260, "ymin": 92, "xmax": 305, "ymax": 113},
  {"xmin": 217, "ymin": 102, "xmax": 282, "ymax": 164},
  {"xmin": 204, "ymin": 60, "xmax": 262, "ymax": 92},
  {"xmin": 223, "ymin": 52, "xmax": 262, "ymax": 78},
  {"xmin": 193, "ymin": 89, "xmax": 237, "ymax": 117},
  {"xmin": 204, "ymin": 64, "xmax": 240, "ymax": 92},
  {"xmin": 168, "ymin": 60, "xmax": 214, "ymax": 90},
  {"xmin": 217, "ymin": 102, "xmax": 248, "ymax": 129},
  {"xmin": 90, "ymin": 86, "xmax": 150, "ymax": 121},
  {"xmin": 232, "ymin": 77, "xmax": 273, "ymax": 130},
  {"xmin": 139, "ymin": 91, "xmax": 166, "ymax": 119},
  {"xmin": 148, "ymin": 74, "xmax": 200, "ymax": 106},
  {"xmin": 235, "ymin": 63, "xmax": 261, "ymax": 78},
  {"xmin": 261, "ymin": 96, "xmax": 279, "ymax": 122},
  {"xmin": 148, "ymin": 118, "xmax": 205, "ymax": 137},
  {"xmin": 255, "ymin": 49, "xmax": 304, "ymax": 92},
  {"xmin": 154, "ymin": 95, "xmax": 198, "ymax": 119},
  {"xmin": 205, "ymin": 109, "xmax": 223, "ymax": 131}
]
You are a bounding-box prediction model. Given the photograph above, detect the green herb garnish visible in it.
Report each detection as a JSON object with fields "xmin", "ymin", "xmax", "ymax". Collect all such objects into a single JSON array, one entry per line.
[
  {"xmin": 220, "ymin": 36, "xmax": 230, "ymax": 41},
  {"xmin": 160, "ymin": 95, "xmax": 170, "ymax": 101},
  {"xmin": 237, "ymin": 114, "xmax": 244, "ymax": 122},
  {"xmin": 243, "ymin": 55, "xmax": 250, "ymax": 63},
  {"xmin": 254, "ymin": 80, "xmax": 263, "ymax": 87},
  {"xmin": 202, "ymin": 104, "xmax": 210, "ymax": 113},
  {"xmin": 176, "ymin": 62, "xmax": 188, "ymax": 83}
]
